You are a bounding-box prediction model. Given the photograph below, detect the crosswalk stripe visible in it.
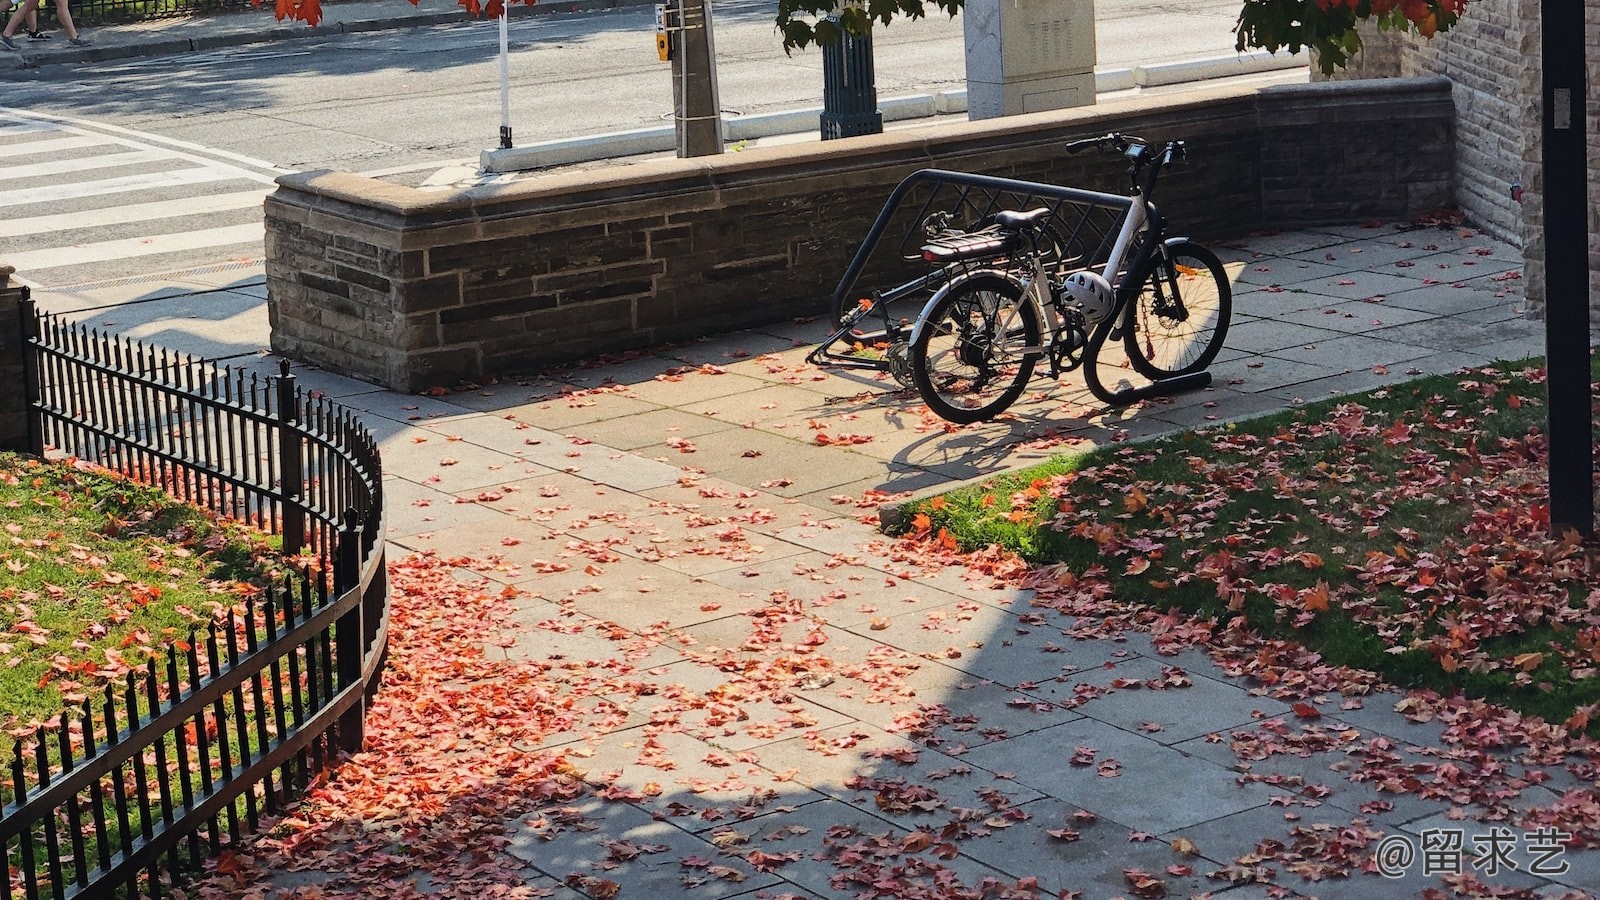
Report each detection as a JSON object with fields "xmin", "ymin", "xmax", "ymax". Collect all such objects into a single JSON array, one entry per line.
[
  {"xmin": 4, "ymin": 223, "xmax": 265, "ymax": 271},
  {"xmin": 0, "ymin": 167, "xmax": 246, "ymax": 208},
  {"xmin": 3, "ymin": 135, "xmax": 108, "ymax": 157},
  {"xmin": 0, "ymin": 189, "xmax": 268, "ymax": 238},
  {"xmin": 0, "ymin": 121, "xmax": 52, "ymax": 136},
  {"xmin": 0, "ymin": 149, "xmax": 176, "ymax": 182}
]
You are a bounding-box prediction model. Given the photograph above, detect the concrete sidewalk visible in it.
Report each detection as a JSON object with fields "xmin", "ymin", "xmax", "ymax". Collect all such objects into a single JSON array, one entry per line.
[
  {"xmin": 2, "ymin": 0, "xmax": 654, "ymax": 67},
  {"xmin": 30, "ymin": 216, "xmax": 1600, "ymax": 898}
]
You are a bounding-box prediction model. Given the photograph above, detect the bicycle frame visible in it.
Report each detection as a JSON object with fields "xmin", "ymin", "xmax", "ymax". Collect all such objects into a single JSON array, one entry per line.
[
  {"xmin": 905, "ymin": 137, "xmax": 1213, "ymax": 407},
  {"xmin": 807, "ymin": 170, "xmax": 1131, "ymax": 374}
]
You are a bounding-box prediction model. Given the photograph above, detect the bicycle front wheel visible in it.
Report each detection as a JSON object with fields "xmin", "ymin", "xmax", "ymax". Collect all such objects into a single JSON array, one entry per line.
[
  {"xmin": 1124, "ymin": 242, "xmax": 1232, "ymax": 381},
  {"xmin": 910, "ymin": 274, "xmax": 1040, "ymax": 424}
]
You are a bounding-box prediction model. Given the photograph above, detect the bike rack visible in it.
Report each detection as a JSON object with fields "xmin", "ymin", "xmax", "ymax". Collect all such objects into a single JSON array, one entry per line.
[{"xmin": 807, "ymin": 168, "xmax": 1214, "ymax": 407}]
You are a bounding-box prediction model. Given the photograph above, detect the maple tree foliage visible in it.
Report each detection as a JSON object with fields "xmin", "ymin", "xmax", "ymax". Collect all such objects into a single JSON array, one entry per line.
[
  {"xmin": 260, "ymin": 0, "xmax": 536, "ymax": 29},
  {"xmin": 775, "ymin": 0, "xmax": 1471, "ymax": 74}
]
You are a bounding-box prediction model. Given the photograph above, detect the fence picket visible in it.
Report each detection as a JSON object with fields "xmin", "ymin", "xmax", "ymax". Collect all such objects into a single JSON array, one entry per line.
[
  {"xmin": 32, "ymin": 731, "xmax": 63, "ymax": 900},
  {"xmin": 51, "ymin": 727, "xmax": 84, "ymax": 892},
  {"xmin": 104, "ymin": 684, "xmax": 134, "ymax": 871},
  {"xmin": 79, "ymin": 700, "xmax": 112, "ymax": 876}
]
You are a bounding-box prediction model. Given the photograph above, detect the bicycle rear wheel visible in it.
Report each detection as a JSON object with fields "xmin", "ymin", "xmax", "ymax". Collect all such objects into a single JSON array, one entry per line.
[
  {"xmin": 1124, "ymin": 242, "xmax": 1231, "ymax": 381},
  {"xmin": 910, "ymin": 274, "xmax": 1040, "ymax": 424}
]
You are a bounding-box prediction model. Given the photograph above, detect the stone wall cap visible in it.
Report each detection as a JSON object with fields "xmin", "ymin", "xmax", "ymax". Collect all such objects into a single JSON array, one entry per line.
[{"xmin": 1261, "ymin": 74, "xmax": 1452, "ymax": 97}]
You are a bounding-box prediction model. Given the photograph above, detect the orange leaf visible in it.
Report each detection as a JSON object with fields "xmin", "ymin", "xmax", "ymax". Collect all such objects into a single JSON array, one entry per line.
[
  {"xmin": 911, "ymin": 512, "xmax": 932, "ymax": 532},
  {"xmin": 929, "ymin": 496, "xmax": 947, "ymax": 510},
  {"xmin": 1290, "ymin": 702, "xmax": 1321, "ymax": 719},
  {"xmin": 1301, "ymin": 580, "xmax": 1330, "ymax": 613}
]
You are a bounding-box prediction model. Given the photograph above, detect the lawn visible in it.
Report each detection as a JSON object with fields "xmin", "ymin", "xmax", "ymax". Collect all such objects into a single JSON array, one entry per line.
[
  {"xmin": 900, "ymin": 358, "xmax": 1600, "ymax": 736},
  {"xmin": 0, "ymin": 451, "xmax": 288, "ymax": 732}
]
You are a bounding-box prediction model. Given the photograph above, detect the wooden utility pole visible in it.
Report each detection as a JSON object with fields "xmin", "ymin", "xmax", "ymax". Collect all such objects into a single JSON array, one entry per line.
[{"xmin": 672, "ymin": 0, "xmax": 723, "ymax": 157}]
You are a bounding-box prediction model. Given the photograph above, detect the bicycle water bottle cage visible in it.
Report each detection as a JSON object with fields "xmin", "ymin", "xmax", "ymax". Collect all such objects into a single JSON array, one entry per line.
[
  {"xmin": 920, "ymin": 226, "xmax": 1020, "ymax": 263},
  {"xmin": 993, "ymin": 208, "xmax": 1052, "ymax": 230}
]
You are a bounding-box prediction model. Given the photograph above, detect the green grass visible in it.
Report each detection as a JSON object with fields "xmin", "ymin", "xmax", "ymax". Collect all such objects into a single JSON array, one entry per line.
[
  {"xmin": 902, "ymin": 358, "xmax": 1600, "ymax": 734},
  {"xmin": 0, "ymin": 451, "xmax": 288, "ymax": 731},
  {"xmin": 0, "ymin": 451, "xmax": 307, "ymax": 893}
]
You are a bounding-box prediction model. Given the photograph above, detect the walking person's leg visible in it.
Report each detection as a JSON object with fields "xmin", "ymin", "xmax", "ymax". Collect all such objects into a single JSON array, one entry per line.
[
  {"xmin": 0, "ymin": 0, "xmax": 41, "ymax": 48},
  {"xmin": 51, "ymin": 0, "xmax": 84, "ymax": 43}
]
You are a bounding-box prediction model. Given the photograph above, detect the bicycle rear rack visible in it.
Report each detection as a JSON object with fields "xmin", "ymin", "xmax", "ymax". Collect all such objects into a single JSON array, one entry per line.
[{"xmin": 808, "ymin": 168, "xmax": 1213, "ymax": 407}]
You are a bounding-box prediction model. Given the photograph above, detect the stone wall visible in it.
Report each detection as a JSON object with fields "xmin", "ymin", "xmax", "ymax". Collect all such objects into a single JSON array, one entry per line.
[
  {"xmin": 0, "ymin": 266, "xmax": 29, "ymax": 452},
  {"xmin": 266, "ymin": 77, "xmax": 1455, "ymax": 393}
]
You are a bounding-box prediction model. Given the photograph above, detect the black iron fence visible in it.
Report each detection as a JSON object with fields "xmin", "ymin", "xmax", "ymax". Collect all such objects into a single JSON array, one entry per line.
[
  {"xmin": 60, "ymin": 0, "xmax": 265, "ymax": 27},
  {"xmin": 2, "ymin": 294, "xmax": 387, "ymax": 899}
]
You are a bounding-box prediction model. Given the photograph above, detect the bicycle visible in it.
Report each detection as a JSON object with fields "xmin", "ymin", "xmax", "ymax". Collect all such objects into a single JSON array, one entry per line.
[{"xmin": 905, "ymin": 133, "xmax": 1232, "ymax": 424}]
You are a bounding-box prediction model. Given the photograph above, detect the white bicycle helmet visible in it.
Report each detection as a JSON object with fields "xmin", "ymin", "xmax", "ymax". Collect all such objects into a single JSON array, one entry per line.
[{"xmin": 1063, "ymin": 271, "xmax": 1114, "ymax": 324}]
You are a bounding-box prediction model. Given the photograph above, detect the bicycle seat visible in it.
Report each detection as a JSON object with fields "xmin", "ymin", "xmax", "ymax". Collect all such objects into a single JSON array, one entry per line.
[{"xmin": 994, "ymin": 208, "xmax": 1052, "ymax": 230}]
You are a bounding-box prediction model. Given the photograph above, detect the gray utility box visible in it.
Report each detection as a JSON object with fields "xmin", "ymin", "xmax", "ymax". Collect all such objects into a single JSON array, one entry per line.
[{"xmin": 965, "ymin": 0, "xmax": 1096, "ymax": 120}]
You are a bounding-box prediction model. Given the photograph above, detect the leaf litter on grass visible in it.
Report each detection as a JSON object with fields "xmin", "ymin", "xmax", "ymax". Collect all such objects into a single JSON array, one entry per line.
[{"xmin": 0, "ymin": 451, "xmax": 291, "ymax": 734}]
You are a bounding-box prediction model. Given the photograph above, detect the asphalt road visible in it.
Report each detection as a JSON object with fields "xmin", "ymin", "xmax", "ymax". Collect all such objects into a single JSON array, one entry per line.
[{"xmin": 1, "ymin": 0, "xmax": 1249, "ymax": 174}]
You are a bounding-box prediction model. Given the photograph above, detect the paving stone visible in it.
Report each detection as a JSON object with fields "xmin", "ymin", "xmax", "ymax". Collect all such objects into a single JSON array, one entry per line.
[
  {"xmin": 492, "ymin": 596, "xmax": 685, "ymax": 675},
  {"xmin": 1216, "ymin": 230, "xmax": 1354, "ymax": 258},
  {"xmin": 852, "ymin": 604, "xmax": 1127, "ymax": 692},
  {"xmin": 1232, "ymin": 257, "xmax": 1347, "ymax": 288},
  {"xmin": 669, "ymin": 427, "xmax": 893, "ymax": 499},
  {"xmin": 697, "ymin": 549, "xmax": 909, "ymax": 630},
  {"xmin": 1225, "ymin": 317, "xmax": 1353, "ymax": 356},
  {"xmin": 959, "ymin": 718, "xmax": 1277, "ymax": 833},
  {"xmin": 620, "ymin": 369, "xmax": 783, "ymax": 409},
  {"xmin": 493, "ymin": 391, "xmax": 668, "ymax": 431},
  {"xmin": 953, "ymin": 797, "xmax": 1216, "ymax": 897},
  {"xmin": 1289, "ymin": 241, "xmax": 1453, "ymax": 269},
  {"xmin": 520, "ymin": 552, "xmax": 750, "ymax": 633},
  {"xmin": 639, "ymin": 474, "xmax": 844, "ymax": 534},
  {"xmin": 752, "ymin": 722, "xmax": 1044, "ymax": 834},
  {"xmin": 529, "ymin": 441, "xmax": 685, "ymax": 492},
  {"xmin": 726, "ymin": 796, "xmax": 1025, "ymax": 898},
  {"xmin": 505, "ymin": 796, "xmax": 786, "ymax": 898},
  {"xmin": 1381, "ymin": 282, "xmax": 1520, "ymax": 317},
  {"xmin": 1234, "ymin": 284, "xmax": 1360, "ymax": 316},
  {"xmin": 564, "ymin": 406, "xmax": 741, "ymax": 452},
  {"xmin": 1274, "ymin": 299, "xmax": 1439, "ymax": 335},
  {"xmin": 1060, "ymin": 657, "xmax": 1292, "ymax": 744}
]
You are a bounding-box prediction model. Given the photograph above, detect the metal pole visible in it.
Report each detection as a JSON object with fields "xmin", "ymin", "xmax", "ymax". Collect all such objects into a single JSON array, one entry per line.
[
  {"xmin": 1542, "ymin": 0, "xmax": 1592, "ymax": 535},
  {"xmin": 499, "ymin": 8, "xmax": 513, "ymax": 149},
  {"xmin": 275, "ymin": 359, "xmax": 306, "ymax": 557},
  {"xmin": 671, "ymin": 0, "xmax": 723, "ymax": 157}
]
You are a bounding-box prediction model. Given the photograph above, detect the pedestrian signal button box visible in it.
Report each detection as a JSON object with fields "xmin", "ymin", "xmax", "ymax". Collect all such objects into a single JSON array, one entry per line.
[{"xmin": 655, "ymin": 3, "xmax": 674, "ymax": 61}]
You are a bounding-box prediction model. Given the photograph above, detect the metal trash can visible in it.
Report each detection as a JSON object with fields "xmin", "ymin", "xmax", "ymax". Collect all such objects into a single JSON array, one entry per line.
[{"xmin": 820, "ymin": 18, "xmax": 883, "ymax": 140}]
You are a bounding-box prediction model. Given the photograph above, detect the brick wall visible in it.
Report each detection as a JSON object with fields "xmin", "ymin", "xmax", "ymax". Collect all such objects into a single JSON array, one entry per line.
[{"xmin": 266, "ymin": 78, "xmax": 1455, "ymax": 393}]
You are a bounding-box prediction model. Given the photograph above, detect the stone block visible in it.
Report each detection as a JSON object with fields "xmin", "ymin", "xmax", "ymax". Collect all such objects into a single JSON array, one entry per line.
[{"xmin": 397, "ymin": 274, "xmax": 464, "ymax": 314}]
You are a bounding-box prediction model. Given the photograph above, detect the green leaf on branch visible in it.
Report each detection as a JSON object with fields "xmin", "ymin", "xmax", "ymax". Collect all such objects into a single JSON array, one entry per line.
[
  {"xmin": 1233, "ymin": 0, "xmax": 1471, "ymax": 75},
  {"xmin": 776, "ymin": 0, "xmax": 963, "ymax": 52}
]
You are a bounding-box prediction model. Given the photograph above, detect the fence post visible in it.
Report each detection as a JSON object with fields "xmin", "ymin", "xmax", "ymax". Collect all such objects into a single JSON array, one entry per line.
[
  {"xmin": 334, "ymin": 508, "xmax": 364, "ymax": 754},
  {"xmin": 275, "ymin": 359, "xmax": 305, "ymax": 557},
  {"xmin": 3, "ymin": 281, "xmax": 40, "ymax": 454}
]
